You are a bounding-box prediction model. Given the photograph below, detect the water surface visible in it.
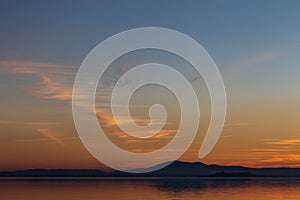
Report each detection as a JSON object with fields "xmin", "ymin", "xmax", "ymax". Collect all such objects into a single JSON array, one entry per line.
[{"xmin": 1, "ymin": 178, "xmax": 300, "ymax": 199}]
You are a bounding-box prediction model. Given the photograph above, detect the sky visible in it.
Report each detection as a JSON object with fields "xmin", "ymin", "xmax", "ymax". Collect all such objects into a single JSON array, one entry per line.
[{"xmin": 1, "ymin": 0, "xmax": 300, "ymax": 170}]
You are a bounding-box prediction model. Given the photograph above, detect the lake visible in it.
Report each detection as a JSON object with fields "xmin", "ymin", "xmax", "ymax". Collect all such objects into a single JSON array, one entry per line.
[{"xmin": 1, "ymin": 178, "xmax": 300, "ymax": 199}]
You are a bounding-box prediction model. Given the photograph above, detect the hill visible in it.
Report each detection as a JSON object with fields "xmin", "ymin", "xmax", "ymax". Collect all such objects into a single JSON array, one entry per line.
[{"xmin": 1, "ymin": 161, "xmax": 300, "ymax": 177}]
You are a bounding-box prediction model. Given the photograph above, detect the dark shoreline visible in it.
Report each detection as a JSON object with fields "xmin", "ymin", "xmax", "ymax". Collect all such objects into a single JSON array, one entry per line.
[{"xmin": 1, "ymin": 161, "xmax": 300, "ymax": 178}]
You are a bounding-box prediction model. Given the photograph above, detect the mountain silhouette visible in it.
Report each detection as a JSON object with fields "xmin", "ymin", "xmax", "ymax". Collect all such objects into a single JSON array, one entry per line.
[{"xmin": 1, "ymin": 161, "xmax": 300, "ymax": 177}]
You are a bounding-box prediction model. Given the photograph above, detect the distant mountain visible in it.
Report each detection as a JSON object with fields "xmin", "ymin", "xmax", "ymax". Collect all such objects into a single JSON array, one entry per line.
[
  {"xmin": 138, "ymin": 161, "xmax": 300, "ymax": 177},
  {"xmin": 1, "ymin": 161, "xmax": 300, "ymax": 177}
]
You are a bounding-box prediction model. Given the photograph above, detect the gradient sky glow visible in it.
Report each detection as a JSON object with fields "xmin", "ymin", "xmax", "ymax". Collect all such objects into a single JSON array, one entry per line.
[{"xmin": 1, "ymin": 0, "xmax": 300, "ymax": 170}]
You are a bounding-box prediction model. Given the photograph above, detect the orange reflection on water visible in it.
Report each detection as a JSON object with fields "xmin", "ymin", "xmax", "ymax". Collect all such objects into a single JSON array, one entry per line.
[{"xmin": 1, "ymin": 178, "xmax": 300, "ymax": 200}]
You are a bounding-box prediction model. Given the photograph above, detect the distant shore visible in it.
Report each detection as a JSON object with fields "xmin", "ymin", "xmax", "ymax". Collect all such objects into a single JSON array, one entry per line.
[{"xmin": 1, "ymin": 161, "xmax": 300, "ymax": 178}]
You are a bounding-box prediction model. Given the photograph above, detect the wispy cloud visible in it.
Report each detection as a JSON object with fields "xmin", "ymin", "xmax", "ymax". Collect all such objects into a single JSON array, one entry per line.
[
  {"xmin": 241, "ymin": 138, "xmax": 300, "ymax": 167},
  {"xmin": 96, "ymin": 111, "xmax": 177, "ymax": 149},
  {"xmin": 0, "ymin": 119, "xmax": 68, "ymax": 145},
  {"xmin": 262, "ymin": 139, "xmax": 300, "ymax": 145},
  {"xmin": 16, "ymin": 134, "xmax": 77, "ymax": 144},
  {"xmin": 222, "ymin": 51, "xmax": 282, "ymax": 76},
  {"xmin": 0, "ymin": 60, "xmax": 75, "ymax": 75},
  {"xmin": 29, "ymin": 75, "xmax": 72, "ymax": 100},
  {"xmin": 36, "ymin": 128, "xmax": 63, "ymax": 145},
  {"xmin": 247, "ymin": 148, "xmax": 289, "ymax": 152},
  {"xmin": 223, "ymin": 122, "xmax": 249, "ymax": 127},
  {"xmin": 0, "ymin": 119, "xmax": 58, "ymax": 126},
  {"xmin": 259, "ymin": 154, "xmax": 300, "ymax": 167},
  {"xmin": 0, "ymin": 60, "xmax": 76, "ymax": 101},
  {"xmin": 190, "ymin": 51, "xmax": 282, "ymax": 82}
]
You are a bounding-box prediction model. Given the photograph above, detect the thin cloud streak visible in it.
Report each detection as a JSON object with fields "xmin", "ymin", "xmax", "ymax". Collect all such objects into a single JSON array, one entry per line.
[
  {"xmin": 30, "ymin": 75, "xmax": 72, "ymax": 100},
  {"xmin": 96, "ymin": 111, "xmax": 177, "ymax": 143},
  {"xmin": 239, "ymin": 138, "xmax": 300, "ymax": 167},
  {"xmin": 222, "ymin": 51, "xmax": 282, "ymax": 75},
  {"xmin": 263, "ymin": 139, "xmax": 300, "ymax": 145},
  {"xmin": 0, "ymin": 60, "xmax": 75, "ymax": 101},
  {"xmin": 0, "ymin": 60, "xmax": 76, "ymax": 74},
  {"xmin": 16, "ymin": 135, "xmax": 78, "ymax": 144},
  {"xmin": 0, "ymin": 120, "xmax": 58, "ymax": 126},
  {"xmin": 190, "ymin": 51, "xmax": 283, "ymax": 82},
  {"xmin": 36, "ymin": 128, "xmax": 64, "ymax": 145}
]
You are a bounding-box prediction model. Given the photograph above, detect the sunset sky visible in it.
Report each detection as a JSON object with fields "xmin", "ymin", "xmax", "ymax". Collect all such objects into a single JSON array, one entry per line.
[{"xmin": 1, "ymin": 0, "xmax": 300, "ymax": 170}]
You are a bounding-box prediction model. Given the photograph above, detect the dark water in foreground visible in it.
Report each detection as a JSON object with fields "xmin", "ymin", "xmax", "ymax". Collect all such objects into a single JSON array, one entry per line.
[{"xmin": 1, "ymin": 178, "xmax": 300, "ymax": 200}]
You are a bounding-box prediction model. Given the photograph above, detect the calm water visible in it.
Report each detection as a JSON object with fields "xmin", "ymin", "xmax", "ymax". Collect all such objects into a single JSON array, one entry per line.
[{"xmin": 1, "ymin": 178, "xmax": 300, "ymax": 200}]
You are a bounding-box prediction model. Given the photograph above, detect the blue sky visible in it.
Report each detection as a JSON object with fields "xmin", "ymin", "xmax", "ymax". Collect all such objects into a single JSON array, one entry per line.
[
  {"xmin": 1, "ymin": 0, "xmax": 300, "ymax": 169},
  {"xmin": 1, "ymin": 0, "xmax": 300, "ymax": 64}
]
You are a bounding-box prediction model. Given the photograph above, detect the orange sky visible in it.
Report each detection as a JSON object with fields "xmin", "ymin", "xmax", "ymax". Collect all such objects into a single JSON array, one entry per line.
[
  {"xmin": 1, "ymin": 1, "xmax": 300, "ymax": 171},
  {"xmin": 1, "ymin": 55, "xmax": 300, "ymax": 171}
]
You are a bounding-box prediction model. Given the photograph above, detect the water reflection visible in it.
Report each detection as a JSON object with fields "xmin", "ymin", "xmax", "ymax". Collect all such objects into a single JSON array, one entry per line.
[{"xmin": 1, "ymin": 178, "xmax": 300, "ymax": 200}]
